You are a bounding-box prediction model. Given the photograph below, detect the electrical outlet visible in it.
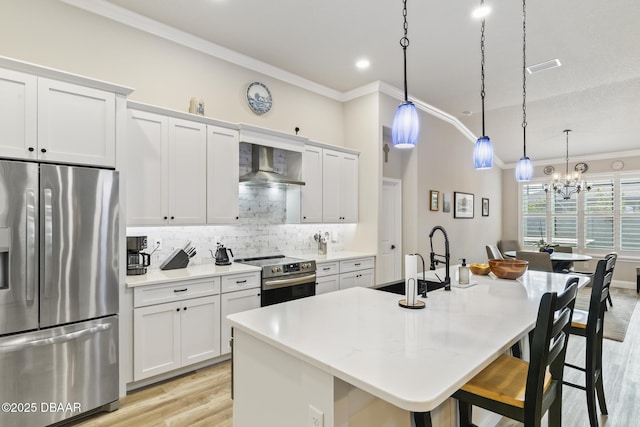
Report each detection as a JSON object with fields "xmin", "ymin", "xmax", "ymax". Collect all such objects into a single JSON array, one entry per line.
[
  {"xmin": 308, "ymin": 405, "xmax": 323, "ymax": 427},
  {"xmin": 154, "ymin": 238, "xmax": 162, "ymax": 250}
]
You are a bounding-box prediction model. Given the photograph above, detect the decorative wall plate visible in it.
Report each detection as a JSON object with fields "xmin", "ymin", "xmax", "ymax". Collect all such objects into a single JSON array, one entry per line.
[
  {"xmin": 246, "ymin": 82, "xmax": 272, "ymax": 115},
  {"xmin": 543, "ymin": 165, "xmax": 555, "ymax": 175},
  {"xmin": 611, "ymin": 160, "xmax": 624, "ymax": 170},
  {"xmin": 574, "ymin": 162, "xmax": 588, "ymax": 173}
]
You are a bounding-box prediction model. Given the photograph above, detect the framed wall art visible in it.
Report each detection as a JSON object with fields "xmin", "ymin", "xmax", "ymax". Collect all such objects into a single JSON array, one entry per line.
[
  {"xmin": 429, "ymin": 190, "xmax": 439, "ymax": 211},
  {"xmin": 482, "ymin": 198, "xmax": 489, "ymax": 217},
  {"xmin": 454, "ymin": 192, "xmax": 474, "ymax": 218},
  {"xmin": 442, "ymin": 193, "xmax": 451, "ymax": 213}
]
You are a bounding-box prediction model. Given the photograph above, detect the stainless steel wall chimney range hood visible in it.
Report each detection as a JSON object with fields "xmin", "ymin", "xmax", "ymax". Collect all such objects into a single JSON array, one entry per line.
[
  {"xmin": 238, "ymin": 124, "xmax": 306, "ymax": 186},
  {"xmin": 239, "ymin": 145, "xmax": 305, "ymax": 186}
]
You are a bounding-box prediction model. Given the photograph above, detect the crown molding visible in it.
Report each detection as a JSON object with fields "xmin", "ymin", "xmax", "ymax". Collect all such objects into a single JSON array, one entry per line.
[{"xmin": 60, "ymin": 0, "xmax": 343, "ymax": 100}]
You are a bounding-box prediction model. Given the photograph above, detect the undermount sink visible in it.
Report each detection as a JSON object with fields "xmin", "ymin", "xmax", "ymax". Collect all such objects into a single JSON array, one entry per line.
[{"xmin": 375, "ymin": 279, "xmax": 447, "ymax": 296}]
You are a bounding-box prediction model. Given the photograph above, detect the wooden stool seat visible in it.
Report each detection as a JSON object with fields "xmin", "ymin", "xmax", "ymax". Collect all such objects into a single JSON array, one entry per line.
[
  {"xmin": 571, "ymin": 309, "xmax": 588, "ymax": 329},
  {"xmin": 460, "ymin": 354, "xmax": 551, "ymax": 409}
]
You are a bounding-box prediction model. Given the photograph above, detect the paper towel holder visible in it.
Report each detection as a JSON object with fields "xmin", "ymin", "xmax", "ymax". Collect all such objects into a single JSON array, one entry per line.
[{"xmin": 399, "ymin": 278, "xmax": 426, "ymax": 309}]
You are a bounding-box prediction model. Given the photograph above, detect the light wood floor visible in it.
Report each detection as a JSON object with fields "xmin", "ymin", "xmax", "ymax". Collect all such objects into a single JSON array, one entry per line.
[{"xmin": 71, "ymin": 293, "xmax": 639, "ymax": 427}]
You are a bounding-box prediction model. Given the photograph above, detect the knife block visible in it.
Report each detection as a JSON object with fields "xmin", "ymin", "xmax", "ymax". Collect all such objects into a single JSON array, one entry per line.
[{"xmin": 160, "ymin": 248, "xmax": 190, "ymax": 270}]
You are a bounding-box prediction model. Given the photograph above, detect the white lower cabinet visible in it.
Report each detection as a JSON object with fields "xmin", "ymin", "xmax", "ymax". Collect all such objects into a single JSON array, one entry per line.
[
  {"xmin": 317, "ymin": 257, "xmax": 375, "ymax": 293},
  {"xmin": 316, "ymin": 275, "xmax": 339, "ymax": 295},
  {"xmin": 339, "ymin": 269, "xmax": 375, "ymax": 290},
  {"xmin": 220, "ymin": 288, "xmax": 261, "ymax": 354},
  {"xmin": 339, "ymin": 257, "xmax": 375, "ymax": 290},
  {"xmin": 133, "ymin": 279, "xmax": 221, "ymax": 381}
]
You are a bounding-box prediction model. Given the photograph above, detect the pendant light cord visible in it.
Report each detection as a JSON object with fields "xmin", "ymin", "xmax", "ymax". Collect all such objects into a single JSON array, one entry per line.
[
  {"xmin": 401, "ymin": 0, "xmax": 410, "ymax": 102},
  {"xmin": 480, "ymin": 0, "xmax": 486, "ymax": 136},
  {"xmin": 565, "ymin": 130, "xmax": 570, "ymax": 177},
  {"xmin": 521, "ymin": 0, "xmax": 527, "ymax": 157}
]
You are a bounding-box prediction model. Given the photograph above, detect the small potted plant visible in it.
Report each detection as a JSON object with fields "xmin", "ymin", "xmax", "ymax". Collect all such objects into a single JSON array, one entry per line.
[{"xmin": 536, "ymin": 226, "xmax": 556, "ymax": 253}]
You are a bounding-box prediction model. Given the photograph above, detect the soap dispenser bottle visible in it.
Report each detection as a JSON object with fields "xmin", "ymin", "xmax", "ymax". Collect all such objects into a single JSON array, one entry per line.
[{"xmin": 458, "ymin": 258, "xmax": 470, "ymax": 285}]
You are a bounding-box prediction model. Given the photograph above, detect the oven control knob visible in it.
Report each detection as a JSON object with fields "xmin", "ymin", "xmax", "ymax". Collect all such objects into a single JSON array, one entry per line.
[{"xmin": 271, "ymin": 266, "xmax": 281, "ymax": 273}]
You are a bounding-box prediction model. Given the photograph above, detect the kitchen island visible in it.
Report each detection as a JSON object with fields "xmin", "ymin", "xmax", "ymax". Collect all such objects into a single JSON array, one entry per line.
[{"xmin": 228, "ymin": 270, "xmax": 589, "ymax": 426}]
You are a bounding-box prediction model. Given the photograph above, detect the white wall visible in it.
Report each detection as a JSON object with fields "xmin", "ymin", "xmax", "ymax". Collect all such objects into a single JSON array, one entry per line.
[{"xmin": 0, "ymin": 0, "xmax": 345, "ymax": 146}]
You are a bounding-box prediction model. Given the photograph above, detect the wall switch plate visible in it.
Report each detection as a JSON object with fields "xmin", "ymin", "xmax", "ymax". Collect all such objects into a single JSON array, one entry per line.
[
  {"xmin": 308, "ymin": 405, "xmax": 324, "ymax": 427},
  {"xmin": 154, "ymin": 238, "xmax": 162, "ymax": 250}
]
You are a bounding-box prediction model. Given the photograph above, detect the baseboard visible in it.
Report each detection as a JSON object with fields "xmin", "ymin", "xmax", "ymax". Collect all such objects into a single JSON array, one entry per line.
[
  {"xmin": 611, "ymin": 280, "xmax": 636, "ymax": 290},
  {"xmin": 126, "ymin": 353, "xmax": 231, "ymax": 392}
]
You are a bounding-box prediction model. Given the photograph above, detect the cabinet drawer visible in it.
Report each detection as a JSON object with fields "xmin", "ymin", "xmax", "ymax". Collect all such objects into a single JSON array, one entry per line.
[
  {"xmin": 134, "ymin": 278, "xmax": 220, "ymax": 308},
  {"xmin": 339, "ymin": 257, "xmax": 375, "ymax": 273},
  {"xmin": 221, "ymin": 272, "xmax": 261, "ymax": 293},
  {"xmin": 316, "ymin": 261, "xmax": 339, "ymax": 277}
]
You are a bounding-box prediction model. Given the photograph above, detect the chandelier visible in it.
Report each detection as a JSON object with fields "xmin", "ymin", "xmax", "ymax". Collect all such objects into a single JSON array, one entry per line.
[{"xmin": 545, "ymin": 129, "xmax": 591, "ymax": 199}]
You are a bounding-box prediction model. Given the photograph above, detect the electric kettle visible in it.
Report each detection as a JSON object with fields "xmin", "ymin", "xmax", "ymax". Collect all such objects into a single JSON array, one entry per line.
[{"xmin": 211, "ymin": 243, "xmax": 233, "ymax": 266}]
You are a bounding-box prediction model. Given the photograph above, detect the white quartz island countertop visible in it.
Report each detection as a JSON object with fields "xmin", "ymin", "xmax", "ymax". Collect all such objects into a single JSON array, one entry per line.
[
  {"xmin": 126, "ymin": 263, "xmax": 261, "ymax": 287},
  {"xmin": 228, "ymin": 270, "xmax": 589, "ymax": 414}
]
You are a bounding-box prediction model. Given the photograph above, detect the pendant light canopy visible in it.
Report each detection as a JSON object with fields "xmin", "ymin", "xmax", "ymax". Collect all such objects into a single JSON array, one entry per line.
[
  {"xmin": 392, "ymin": 0, "xmax": 419, "ymax": 149},
  {"xmin": 473, "ymin": 0, "xmax": 493, "ymax": 169},
  {"xmin": 516, "ymin": 0, "xmax": 532, "ymax": 181}
]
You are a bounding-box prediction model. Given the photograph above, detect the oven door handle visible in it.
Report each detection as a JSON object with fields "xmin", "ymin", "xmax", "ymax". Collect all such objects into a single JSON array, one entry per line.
[{"xmin": 263, "ymin": 273, "xmax": 316, "ymax": 290}]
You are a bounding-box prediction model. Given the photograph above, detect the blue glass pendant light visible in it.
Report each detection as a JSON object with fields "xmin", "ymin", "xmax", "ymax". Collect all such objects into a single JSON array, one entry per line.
[
  {"xmin": 392, "ymin": 0, "xmax": 419, "ymax": 149},
  {"xmin": 473, "ymin": 0, "xmax": 493, "ymax": 169},
  {"xmin": 516, "ymin": 0, "xmax": 532, "ymax": 181}
]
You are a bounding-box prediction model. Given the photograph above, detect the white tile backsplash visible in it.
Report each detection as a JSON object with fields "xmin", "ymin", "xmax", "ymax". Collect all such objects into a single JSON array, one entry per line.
[{"xmin": 128, "ymin": 223, "xmax": 355, "ymax": 267}]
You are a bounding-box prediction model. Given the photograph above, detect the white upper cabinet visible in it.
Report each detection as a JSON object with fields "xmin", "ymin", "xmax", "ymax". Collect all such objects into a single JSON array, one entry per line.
[
  {"xmin": 38, "ymin": 78, "xmax": 116, "ymax": 167},
  {"xmin": 126, "ymin": 109, "xmax": 207, "ymax": 225},
  {"xmin": 0, "ymin": 69, "xmax": 37, "ymax": 159},
  {"xmin": 207, "ymin": 125, "xmax": 239, "ymax": 224},
  {"xmin": 322, "ymin": 148, "xmax": 358, "ymax": 223},
  {"xmin": 126, "ymin": 109, "xmax": 169, "ymax": 225},
  {"xmin": 167, "ymin": 118, "xmax": 207, "ymax": 225},
  {"xmin": 0, "ymin": 68, "xmax": 119, "ymax": 167},
  {"xmin": 300, "ymin": 145, "xmax": 323, "ymax": 223}
]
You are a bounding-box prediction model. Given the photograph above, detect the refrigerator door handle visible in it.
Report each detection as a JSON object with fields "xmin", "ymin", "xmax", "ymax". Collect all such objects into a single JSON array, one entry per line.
[
  {"xmin": 43, "ymin": 188, "xmax": 53, "ymax": 298},
  {"xmin": 26, "ymin": 189, "xmax": 37, "ymax": 302},
  {"xmin": 0, "ymin": 323, "xmax": 112, "ymax": 354}
]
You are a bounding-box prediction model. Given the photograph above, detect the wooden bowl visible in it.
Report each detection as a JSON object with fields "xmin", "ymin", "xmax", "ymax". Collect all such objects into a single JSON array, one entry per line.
[
  {"xmin": 469, "ymin": 263, "xmax": 491, "ymax": 275},
  {"xmin": 489, "ymin": 259, "xmax": 528, "ymax": 280}
]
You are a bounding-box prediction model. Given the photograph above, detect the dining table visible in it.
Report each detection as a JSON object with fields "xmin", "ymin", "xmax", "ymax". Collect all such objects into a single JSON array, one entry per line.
[
  {"xmin": 228, "ymin": 268, "xmax": 591, "ymax": 426},
  {"xmin": 504, "ymin": 250, "xmax": 592, "ymax": 273}
]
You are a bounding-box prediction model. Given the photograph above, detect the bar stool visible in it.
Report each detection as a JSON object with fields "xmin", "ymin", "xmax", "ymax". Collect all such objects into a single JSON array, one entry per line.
[
  {"xmin": 563, "ymin": 257, "xmax": 614, "ymax": 427},
  {"xmin": 449, "ymin": 282, "xmax": 578, "ymax": 427}
]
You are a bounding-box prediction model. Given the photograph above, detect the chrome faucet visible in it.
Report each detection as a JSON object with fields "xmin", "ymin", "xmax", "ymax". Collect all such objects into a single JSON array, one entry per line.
[{"xmin": 428, "ymin": 225, "xmax": 451, "ymax": 291}]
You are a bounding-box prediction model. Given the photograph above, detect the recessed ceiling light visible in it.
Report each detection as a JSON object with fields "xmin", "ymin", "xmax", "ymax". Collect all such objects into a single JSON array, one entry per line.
[
  {"xmin": 355, "ymin": 59, "xmax": 370, "ymax": 70},
  {"xmin": 472, "ymin": 5, "xmax": 491, "ymax": 19},
  {"xmin": 462, "ymin": 111, "xmax": 473, "ymax": 116},
  {"xmin": 526, "ymin": 58, "xmax": 562, "ymax": 74}
]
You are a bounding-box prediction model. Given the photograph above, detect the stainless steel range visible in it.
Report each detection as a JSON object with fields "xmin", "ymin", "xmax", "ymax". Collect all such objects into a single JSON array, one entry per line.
[{"xmin": 235, "ymin": 255, "xmax": 316, "ymax": 306}]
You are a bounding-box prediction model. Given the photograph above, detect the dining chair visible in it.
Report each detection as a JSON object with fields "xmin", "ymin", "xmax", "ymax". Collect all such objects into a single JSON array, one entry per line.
[
  {"xmin": 486, "ymin": 244, "xmax": 503, "ymax": 260},
  {"xmin": 450, "ymin": 282, "xmax": 578, "ymax": 427},
  {"xmin": 603, "ymin": 253, "xmax": 617, "ymax": 308},
  {"xmin": 563, "ymin": 257, "xmax": 614, "ymax": 427},
  {"xmin": 516, "ymin": 251, "xmax": 553, "ymax": 272},
  {"xmin": 498, "ymin": 240, "xmax": 521, "ymax": 257}
]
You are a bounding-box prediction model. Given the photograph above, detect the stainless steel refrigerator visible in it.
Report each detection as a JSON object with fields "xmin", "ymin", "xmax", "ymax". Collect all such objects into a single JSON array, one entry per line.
[{"xmin": 0, "ymin": 160, "xmax": 119, "ymax": 427}]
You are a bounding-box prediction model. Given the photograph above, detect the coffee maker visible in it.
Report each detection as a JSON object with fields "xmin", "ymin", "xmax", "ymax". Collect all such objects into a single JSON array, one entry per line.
[{"xmin": 127, "ymin": 236, "xmax": 151, "ymax": 275}]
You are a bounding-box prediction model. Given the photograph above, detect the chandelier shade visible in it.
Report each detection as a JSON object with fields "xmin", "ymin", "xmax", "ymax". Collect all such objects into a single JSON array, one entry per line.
[
  {"xmin": 392, "ymin": 101, "xmax": 419, "ymax": 148},
  {"xmin": 516, "ymin": 156, "xmax": 533, "ymax": 181},
  {"xmin": 473, "ymin": 136, "xmax": 493, "ymax": 169}
]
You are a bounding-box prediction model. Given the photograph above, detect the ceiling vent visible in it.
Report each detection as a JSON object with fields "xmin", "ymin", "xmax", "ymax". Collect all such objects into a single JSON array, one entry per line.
[{"xmin": 526, "ymin": 58, "xmax": 562, "ymax": 74}]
